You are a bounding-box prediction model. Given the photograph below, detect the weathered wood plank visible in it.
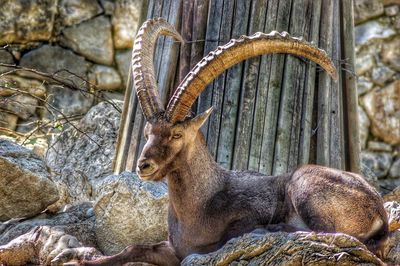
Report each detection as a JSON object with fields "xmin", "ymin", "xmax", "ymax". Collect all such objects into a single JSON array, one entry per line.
[
  {"xmin": 232, "ymin": 0, "xmax": 268, "ymax": 170},
  {"xmin": 340, "ymin": 0, "xmax": 360, "ymax": 173},
  {"xmin": 259, "ymin": 0, "xmax": 292, "ymax": 175},
  {"xmin": 217, "ymin": 0, "xmax": 251, "ymax": 169},
  {"xmin": 197, "ymin": 0, "xmax": 224, "ymax": 143},
  {"xmin": 178, "ymin": 0, "xmax": 194, "ymax": 85},
  {"xmin": 206, "ymin": 0, "xmax": 235, "ymax": 159},
  {"xmin": 298, "ymin": 0, "xmax": 321, "ymax": 165},
  {"xmin": 316, "ymin": 0, "xmax": 334, "ymax": 167}
]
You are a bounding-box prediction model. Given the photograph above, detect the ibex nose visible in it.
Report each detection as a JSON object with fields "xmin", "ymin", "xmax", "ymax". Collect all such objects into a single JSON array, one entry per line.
[{"xmin": 137, "ymin": 159, "xmax": 158, "ymax": 177}]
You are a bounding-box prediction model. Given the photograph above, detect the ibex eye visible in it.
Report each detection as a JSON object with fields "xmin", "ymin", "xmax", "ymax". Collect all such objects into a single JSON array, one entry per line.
[{"xmin": 173, "ymin": 133, "xmax": 182, "ymax": 139}]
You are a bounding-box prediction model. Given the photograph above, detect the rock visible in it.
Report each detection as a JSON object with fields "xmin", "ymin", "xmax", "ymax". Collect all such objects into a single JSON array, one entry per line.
[
  {"xmin": 100, "ymin": 0, "xmax": 115, "ymax": 15},
  {"xmin": 182, "ymin": 231, "xmax": 384, "ymax": 265},
  {"xmin": 45, "ymin": 101, "xmax": 122, "ymax": 204},
  {"xmin": 361, "ymin": 81, "xmax": 400, "ymax": 145},
  {"xmin": 381, "ymin": 36, "xmax": 400, "ymax": 71},
  {"xmin": 61, "ymin": 16, "xmax": 114, "ymax": 65},
  {"xmin": 355, "ymin": 52, "xmax": 375, "ymax": 76},
  {"xmin": 15, "ymin": 115, "xmax": 40, "ymax": 133},
  {"xmin": 94, "ymin": 172, "xmax": 169, "ymax": 255},
  {"xmin": 100, "ymin": 91, "xmax": 125, "ymax": 103},
  {"xmin": 379, "ymin": 179, "xmax": 400, "ymax": 195},
  {"xmin": 115, "ymin": 49, "xmax": 131, "ymax": 86},
  {"xmin": 384, "ymin": 186, "xmax": 400, "ymax": 201},
  {"xmin": 361, "ymin": 151, "xmax": 393, "ymax": 178},
  {"xmin": 43, "ymin": 84, "xmax": 94, "ymax": 119},
  {"xmin": 112, "ymin": 0, "xmax": 142, "ymax": 49},
  {"xmin": 358, "ymin": 106, "xmax": 370, "ymax": 149},
  {"xmin": 0, "ymin": 75, "xmax": 46, "ymax": 97},
  {"xmin": 354, "ymin": 0, "xmax": 384, "ymax": 25},
  {"xmin": 19, "ymin": 45, "xmax": 89, "ymax": 88},
  {"xmin": 385, "ymin": 201, "xmax": 400, "ymax": 232},
  {"xmin": 367, "ymin": 141, "xmax": 392, "ymax": 152},
  {"xmin": 0, "ymin": 202, "xmax": 102, "ymax": 266},
  {"xmin": 89, "ymin": 65, "xmax": 122, "ymax": 90},
  {"xmin": 360, "ymin": 162, "xmax": 380, "ymax": 191},
  {"xmin": 383, "ymin": 201, "xmax": 400, "ymax": 265},
  {"xmin": 0, "ymin": 113, "xmax": 18, "ymax": 131},
  {"xmin": 0, "ymin": 0, "xmax": 57, "ymax": 45},
  {"xmin": 385, "ymin": 4, "xmax": 399, "ymax": 15},
  {"xmin": 355, "ymin": 18, "xmax": 396, "ymax": 46},
  {"xmin": 371, "ymin": 63, "xmax": 395, "ymax": 86},
  {"xmin": 389, "ymin": 158, "xmax": 400, "ymax": 178},
  {"xmin": 0, "ymin": 50, "xmax": 14, "ymax": 74},
  {"xmin": 0, "ymin": 94, "xmax": 38, "ymax": 120},
  {"xmin": 357, "ymin": 76, "xmax": 374, "ymax": 95},
  {"xmin": 58, "ymin": 0, "xmax": 103, "ymax": 26},
  {"xmin": 0, "ymin": 139, "xmax": 58, "ymax": 221}
]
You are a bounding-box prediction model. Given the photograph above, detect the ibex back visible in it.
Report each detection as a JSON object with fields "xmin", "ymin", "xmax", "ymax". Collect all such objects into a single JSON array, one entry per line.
[{"xmin": 73, "ymin": 18, "xmax": 388, "ymax": 266}]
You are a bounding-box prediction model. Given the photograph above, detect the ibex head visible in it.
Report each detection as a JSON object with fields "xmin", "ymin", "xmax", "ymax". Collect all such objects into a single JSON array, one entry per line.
[{"xmin": 134, "ymin": 18, "xmax": 337, "ymax": 181}]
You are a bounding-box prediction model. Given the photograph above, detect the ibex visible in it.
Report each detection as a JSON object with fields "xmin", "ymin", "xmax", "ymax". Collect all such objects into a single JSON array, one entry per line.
[{"xmin": 74, "ymin": 18, "xmax": 388, "ymax": 266}]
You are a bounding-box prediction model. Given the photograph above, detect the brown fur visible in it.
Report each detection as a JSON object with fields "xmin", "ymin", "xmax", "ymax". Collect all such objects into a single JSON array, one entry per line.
[{"xmin": 73, "ymin": 111, "xmax": 388, "ymax": 266}]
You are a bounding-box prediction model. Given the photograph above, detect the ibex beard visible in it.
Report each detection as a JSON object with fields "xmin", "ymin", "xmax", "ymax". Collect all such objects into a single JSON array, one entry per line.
[{"xmin": 70, "ymin": 18, "xmax": 389, "ymax": 266}]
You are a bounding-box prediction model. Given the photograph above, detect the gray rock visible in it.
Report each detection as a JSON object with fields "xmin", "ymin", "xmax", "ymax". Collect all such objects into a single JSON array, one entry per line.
[
  {"xmin": 354, "ymin": 0, "xmax": 384, "ymax": 25},
  {"xmin": 0, "ymin": 94, "xmax": 38, "ymax": 120},
  {"xmin": 0, "ymin": 202, "xmax": 101, "ymax": 266},
  {"xmin": 0, "ymin": 139, "xmax": 58, "ymax": 221},
  {"xmin": 15, "ymin": 115, "xmax": 41, "ymax": 134},
  {"xmin": 0, "ymin": 50, "xmax": 14, "ymax": 74},
  {"xmin": 89, "ymin": 65, "xmax": 122, "ymax": 90},
  {"xmin": 112, "ymin": 0, "xmax": 142, "ymax": 49},
  {"xmin": 0, "ymin": 0, "xmax": 57, "ymax": 45},
  {"xmin": 355, "ymin": 53, "xmax": 375, "ymax": 76},
  {"xmin": 371, "ymin": 63, "xmax": 395, "ymax": 86},
  {"xmin": 115, "ymin": 49, "xmax": 131, "ymax": 87},
  {"xmin": 389, "ymin": 158, "xmax": 400, "ymax": 178},
  {"xmin": 45, "ymin": 101, "xmax": 122, "ymax": 205},
  {"xmin": 61, "ymin": 16, "xmax": 114, "ymax": 65},
  {"xmin": 367, "ymin": 141, "xmax": 392, "ymax": 152},
  {"xmin": 355, "ymin": 19, "xmax": 396, "ymax": 46},
  {"xmin": 94, "ymin": 172, "xmax": 169, "ymax": 255},
  {"xmin": 100, "ymin": 0, "xmax": 115, "ymax": 15},
  {"xmin": 358, "ymin": 106, "xmax": 370, "ymax": 149},
  {"xmin": 360, "ymin": 162, "xmax": 380, "ymax": 191},
  {"xmin": 381, "ymin": 36, "xmax": 400, "ymax": 71},
  {"xmin": 361, "ymin": 151, "xmax": 393, "ymax": 178},
  {"xmin": 384, "ymin": 4, "xmax": 399, "ymax": 16},
  {"xmin": 379, "ymin": 179, "xmax": 400, "ymax": 195},
  {"xmin": 19, "ymin": 45, "xmax": 89, "ymax": 88},
  {"xmin": 43, "ymin": 84, "xmax": 94, "ymax": 119},
  {"xmin": 357, "ymin": 76, "xmax": 374, "ymax": 95},
  {"xmin": 58, "ymin": 0, "xmax": 103, "ymax": 26},
  {"xmin": 182, "ymin": 231, "xmax": 383, "ymax": 265}
]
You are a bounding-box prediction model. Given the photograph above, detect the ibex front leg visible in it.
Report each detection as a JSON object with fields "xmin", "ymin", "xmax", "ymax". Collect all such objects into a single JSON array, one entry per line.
[{"xmin": 65, "ymin": 241, "xmax": 180, "ymax": 266}]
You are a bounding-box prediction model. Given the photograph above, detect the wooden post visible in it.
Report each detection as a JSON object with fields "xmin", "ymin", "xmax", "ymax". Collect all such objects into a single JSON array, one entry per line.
[{"xmin": 113, "ymin": 0, "xmax": 361, "ymax": 175}]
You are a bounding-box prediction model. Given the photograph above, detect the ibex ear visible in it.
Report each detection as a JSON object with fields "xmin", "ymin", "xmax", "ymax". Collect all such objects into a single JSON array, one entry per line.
[{"xmin": 190, "ymin": 107, "xmax": 213, "ymax": 130}]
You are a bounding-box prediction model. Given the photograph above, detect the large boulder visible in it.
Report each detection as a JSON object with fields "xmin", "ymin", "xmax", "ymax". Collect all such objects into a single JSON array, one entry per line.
[
  {"xmin": 112, "ymin": 0, "xmax": 142, "ymax": 49},
  {"xmin": 182, "ymin": 231, "xmax": 384, "ymax": 265},
  {"xmin": 94, "ymin": 172, "xmax": 169, "ymax": 255},
  {"xmin": 45, "ymin": 101, "xmax": 122, "ymax": 206},
  {"xmin": 0, "ymin": 139, "xmax": 58, "ymax": 221},
  {"xmin": 0, "ymin": 202, "xmax": 101, "ymax": 266},
  {"xmin": 58, "ymin": 0, "xmax": 103, "ymax": 27}
]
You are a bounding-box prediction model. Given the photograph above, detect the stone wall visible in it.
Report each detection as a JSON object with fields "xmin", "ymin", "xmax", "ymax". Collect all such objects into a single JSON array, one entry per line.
[
  {"xmin": 354, "ymin": 0, "xmax": 400, "ymax": 193},
  {"xmin": 0, "ymin": 0, "xmax": 143, "ymax": 153}
]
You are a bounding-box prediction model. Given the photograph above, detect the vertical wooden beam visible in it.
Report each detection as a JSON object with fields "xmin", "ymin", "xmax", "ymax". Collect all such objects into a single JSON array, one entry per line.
[{"xmin": 340, "ymin": 0, "xmax": 361, "ymax": 173}]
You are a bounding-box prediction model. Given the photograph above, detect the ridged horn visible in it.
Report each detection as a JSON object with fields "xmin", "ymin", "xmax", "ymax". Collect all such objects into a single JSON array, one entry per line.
[
  {"xmin": 132, "ymin": 18, "xmax": 184, "ymax": 121},
  {"xmin": 166, "ymin": 31, "xmax": 337, "ymax": 123}
]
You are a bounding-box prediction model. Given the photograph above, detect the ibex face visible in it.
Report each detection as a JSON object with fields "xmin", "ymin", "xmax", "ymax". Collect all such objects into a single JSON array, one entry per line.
[{"xmin": 136, "ymin": 109, "xmax": 212, "ymax": 181}]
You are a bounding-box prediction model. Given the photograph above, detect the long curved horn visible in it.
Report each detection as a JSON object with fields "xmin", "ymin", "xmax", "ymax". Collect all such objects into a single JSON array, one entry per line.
[
  {"xmin": 132, "ymin": 18, "xmax": 184, "ymax": 121},
  {"xmin": 166, "ymin": 31, "xmax": 337, "ymax": 123}
]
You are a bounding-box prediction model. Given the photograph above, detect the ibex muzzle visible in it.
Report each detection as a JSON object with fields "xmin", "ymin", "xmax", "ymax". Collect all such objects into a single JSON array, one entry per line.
[{"xmin": 74, "ymin": 18, "xmax": 388, "ymax": 266}]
